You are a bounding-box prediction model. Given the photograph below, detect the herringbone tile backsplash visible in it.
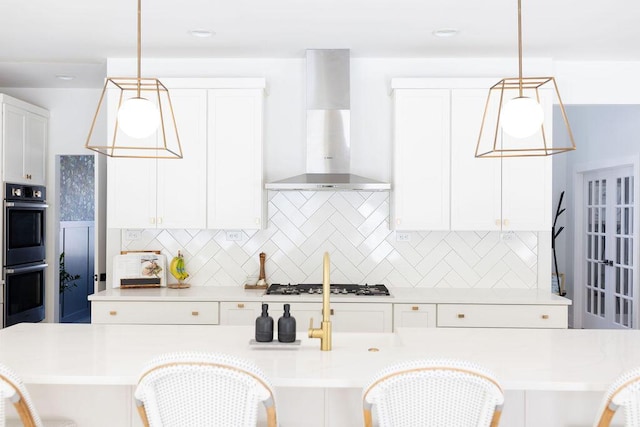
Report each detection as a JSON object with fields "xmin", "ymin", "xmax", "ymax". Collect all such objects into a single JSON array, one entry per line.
[{"xmin": 121, "ymin": 191, "xmax": 541, "ymax": 288}]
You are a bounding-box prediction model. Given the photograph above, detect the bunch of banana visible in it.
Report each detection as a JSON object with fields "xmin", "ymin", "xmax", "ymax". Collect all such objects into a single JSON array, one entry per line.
[{"xmin": 169, "ymin": 251, "xmax": 189, "ymax": 282}]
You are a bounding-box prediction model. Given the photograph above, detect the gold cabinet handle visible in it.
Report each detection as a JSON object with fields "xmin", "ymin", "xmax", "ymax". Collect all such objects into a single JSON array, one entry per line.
[
  {"xmin": 109, "ymin": 310, "xmax": 117, "ymax": 316},
  {"xmin": 411, "ymin": 306, "xmax": 419, "ymax": 311},
  {"xmin": 457, "ymin": 313, "xmax": 465, "ymax": 319},
  {"xmin": 495, "ymin": 219, "xmax": 501, "ymax": 226},
  {"xmin": 237, "ymin": 303, "xmax": 245, "ymax": 308},
  {"xmin": 503, "ymin": 219, "xmax": 510, "ymax": 227},
  {"xmin": 191, "ymin": 311, "xmax": 199, "ymax": 316},
  {"xmin": 541, "ymin": 314, "xmax": 549, "ymax": 319},
  {"xmin": 330, "ymin": 309, "xmax": 334, "ymax": 315}
]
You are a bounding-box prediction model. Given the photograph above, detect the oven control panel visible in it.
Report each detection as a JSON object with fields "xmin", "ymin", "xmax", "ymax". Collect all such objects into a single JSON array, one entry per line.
[{"xmin": 5, "ymin": 183, "xmax": 46, "ymax": 202}]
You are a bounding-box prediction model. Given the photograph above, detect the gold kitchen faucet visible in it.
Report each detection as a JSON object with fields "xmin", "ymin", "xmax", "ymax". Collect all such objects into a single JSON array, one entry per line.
[{"xmin": 308, "ymin": 252, "xmax": 332, "ymax": 351}]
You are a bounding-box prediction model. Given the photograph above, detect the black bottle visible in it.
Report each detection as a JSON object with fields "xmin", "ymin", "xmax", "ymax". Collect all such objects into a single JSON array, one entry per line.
[
  {"xmin": 255, "ymin": 303, "xmax": 274, "ymax": 342},
  {"xmin": 278, "ymin": 304, "xmax": 296, "ymax": 343}
]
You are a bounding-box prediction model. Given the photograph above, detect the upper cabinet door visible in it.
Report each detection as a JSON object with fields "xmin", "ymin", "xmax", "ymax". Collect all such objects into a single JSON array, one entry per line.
[
  {"xmin": 107, "ymin": 156, "xmax": 157, "ymax": 229},
  {"xmin": 392, "ymin": 89, "xmax": 450, "ymax": 231},
  {"xmin": 156, "ymin": 89, "xmax": 208, "ymax": 229},
  {"xmin": 3, "ymin": 104, "xmax": 26, "ymax": 184},
  {"xmin": 207, "ymin": 89, "xmax": 264, "ymax": 230},
  {"xmin": 500, "ymin": 90, "xmax": 553, "ymax": 231},
  {"xmin": 450, "ymin": 88, "xmax": 552, "ymax": 231},
  {"xmin": 24, "ymin": 112, "xmax": 47, "ymax": 185},
  {"xmin": 450, "ymin": 89, "xmax": 502, "ymax": 230},
  {"xmin": 3, "ymin": 103, "xmax": 47, "ymax": 185}
]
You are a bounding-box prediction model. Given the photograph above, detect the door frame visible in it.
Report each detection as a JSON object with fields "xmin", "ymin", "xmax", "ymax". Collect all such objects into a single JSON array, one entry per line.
[
  {"xmin": 572, "ymin": 155, "xmax": 640, "ymax": 328},
  {"xmin": 53, "ymin": 154, "xmax": 107, "ymax": 323}
]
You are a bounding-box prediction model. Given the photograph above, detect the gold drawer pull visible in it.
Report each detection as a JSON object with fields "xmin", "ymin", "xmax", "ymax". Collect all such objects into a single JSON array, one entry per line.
[
  {"xmin": 237, "ymin": 303, "xmax": 245, "ymax": 308},
  {"xmin": 109, "ymin": 311, "xmax": 117, "ymax": 316},
  {"xmin": 541, "ymin": 314, "xmax": 549, "ymax": 319},
  {"xmin": 411, "ymin": 306, "xmax": 419, "ymax": 311},
  {"xmin": 330, "ymin": 309, "xmax": 334, "ymax": 315},
  {"xmin": 192, "ymin": 311, "xmax": 199, "ymax": 316},
  {"xmin": 457, "ymin": 313, "xmax": 465, "ymax": 319}
]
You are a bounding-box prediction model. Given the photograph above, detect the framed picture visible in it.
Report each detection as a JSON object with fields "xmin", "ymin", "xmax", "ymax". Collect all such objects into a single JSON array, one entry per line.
[
  {"xmin": 552, "ymin": 273, "xmax": 565, "ymax": 296},
  {"xmin": 113, "ymin": 252, "xmax": 167, "ymax": 288}
]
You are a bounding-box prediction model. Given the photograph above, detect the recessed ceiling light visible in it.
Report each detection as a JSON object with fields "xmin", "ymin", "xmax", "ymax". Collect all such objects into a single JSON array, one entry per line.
[
  {"xmin": 189, "ymin": 29, "xmax": 215, "ymax": 38},
  {"xmin": 55, "ymin": 74, "xmax": 76, "ymax": 81},
  {"xmin": 432, "ymin": 28, "xmax": 460, "ymax": 38}
]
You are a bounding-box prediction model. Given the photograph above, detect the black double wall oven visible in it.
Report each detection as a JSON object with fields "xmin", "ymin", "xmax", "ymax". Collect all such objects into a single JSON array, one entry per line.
[{"xmin": 3, "ymin": 183, "xmax": 47, "ymax": 327}]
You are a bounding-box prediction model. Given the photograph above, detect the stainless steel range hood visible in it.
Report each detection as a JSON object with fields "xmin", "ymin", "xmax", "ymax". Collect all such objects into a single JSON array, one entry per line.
[{"xmin": 266, "ymin": 49, "xmax": 390, "ymax": 191}]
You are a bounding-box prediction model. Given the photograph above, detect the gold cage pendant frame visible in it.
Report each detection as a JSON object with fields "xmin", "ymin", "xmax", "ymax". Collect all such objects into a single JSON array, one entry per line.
[
  {"xmin": 85, "ymin": 76, "xmax": 183, "ymax": 159},
  {"xmin": 475, "ymin": 76, "xmax": 576, "ymax": 158}
]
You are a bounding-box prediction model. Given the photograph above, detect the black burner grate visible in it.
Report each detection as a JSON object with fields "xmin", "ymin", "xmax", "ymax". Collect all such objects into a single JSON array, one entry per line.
[{"xmin": 265, "ymin": 283, "xmax": 390, "ymax": 296}]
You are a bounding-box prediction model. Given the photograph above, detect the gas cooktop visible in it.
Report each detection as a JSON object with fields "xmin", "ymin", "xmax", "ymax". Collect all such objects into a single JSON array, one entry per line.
[{"xmin": 265, "ymin": 283, "xmax": 390, "ymax": 296}]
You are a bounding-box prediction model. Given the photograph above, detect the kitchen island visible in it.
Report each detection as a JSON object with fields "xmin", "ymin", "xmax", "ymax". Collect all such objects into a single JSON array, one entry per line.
[{"xmin": 0, "ymin": 323, "xmax": 630, "ymax": 426}]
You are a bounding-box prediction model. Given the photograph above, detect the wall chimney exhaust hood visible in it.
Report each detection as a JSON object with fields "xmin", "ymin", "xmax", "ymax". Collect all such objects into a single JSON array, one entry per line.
[{"xmin": 266, "ymin": 49, "xmax": 390, "ymax": 191}]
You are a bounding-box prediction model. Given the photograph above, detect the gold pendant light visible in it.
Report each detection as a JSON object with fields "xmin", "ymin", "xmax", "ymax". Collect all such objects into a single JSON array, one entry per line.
[
  {"xmin": 475, "ymin": 0, "xmax": 576, "ymax": 158},
  {"xmin": 85, "ymin": 0, "xmax": 183, "ymax": 159}
]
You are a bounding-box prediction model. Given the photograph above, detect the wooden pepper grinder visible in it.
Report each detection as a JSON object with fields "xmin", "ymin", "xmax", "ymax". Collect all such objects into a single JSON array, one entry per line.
[{"xmin": 257, "ymin": 252, "xmax": 267, "ymax": 287}]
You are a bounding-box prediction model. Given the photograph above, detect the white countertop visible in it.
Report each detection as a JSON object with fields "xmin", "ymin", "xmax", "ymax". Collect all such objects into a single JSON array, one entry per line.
[
  {"xmin": 88, "ymin": 286, "xmax": 571, "ymax": 305},
  {"xmin": 0, "ymin": 323, "xmax": 626, "ymax": 391}
]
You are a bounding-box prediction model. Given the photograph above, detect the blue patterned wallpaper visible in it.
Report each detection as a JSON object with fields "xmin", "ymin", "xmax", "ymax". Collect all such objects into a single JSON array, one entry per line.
[{"xmin": 60, "ymin": 155, "xmax": 94, "ymax": 221}]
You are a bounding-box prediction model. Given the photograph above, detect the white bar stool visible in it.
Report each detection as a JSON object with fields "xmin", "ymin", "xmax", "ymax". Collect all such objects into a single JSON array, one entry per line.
[
  {"xmin": 135, "ymin": 352, "xmax": 277, "ymax": 427},
  {"xmin": 362, "ymin": 359, "xmax": 504, "ymax": 427},
  {"xmin": 0, "ymin": 362, "xmax": 76, "ymax": 427}
]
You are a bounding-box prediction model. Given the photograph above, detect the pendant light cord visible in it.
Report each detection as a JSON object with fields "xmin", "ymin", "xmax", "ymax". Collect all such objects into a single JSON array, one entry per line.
[
  {"xmin": 137, "ymin": 0, "xmax": 142, "ymax": 97},
  {"xmin": 517, "ymin": 0, "xmax": 523, "ymax": 97}
]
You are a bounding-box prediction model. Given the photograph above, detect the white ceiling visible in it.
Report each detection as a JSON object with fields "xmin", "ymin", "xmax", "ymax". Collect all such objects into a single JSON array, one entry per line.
[{"xmin": 1, "ymin": 0, "xmax": 638, "ymax": 88}]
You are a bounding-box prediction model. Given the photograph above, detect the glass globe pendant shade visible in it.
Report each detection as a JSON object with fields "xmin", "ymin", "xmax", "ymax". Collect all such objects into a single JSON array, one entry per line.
[
  {"xmin": 500, "ymin": 96, "xmax": 544, "ymax": 139},
  {"xmin": 117, "ymin": 96, "xmax": 160, "ymax": 139}
]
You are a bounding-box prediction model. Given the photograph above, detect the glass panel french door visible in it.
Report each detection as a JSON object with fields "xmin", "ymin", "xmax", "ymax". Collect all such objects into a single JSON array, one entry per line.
[{"xmin": 583, "ymin": 167, "xmax": 636, "ymax": 329}]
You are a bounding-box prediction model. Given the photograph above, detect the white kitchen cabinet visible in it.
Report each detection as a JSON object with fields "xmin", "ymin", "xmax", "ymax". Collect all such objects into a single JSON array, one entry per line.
[
  {"xmin": 437, "ymin": 304, "xmax": 567, "ymax": 328},
  {"xmin": 91, "ymin": 300, "xmax": 219, "ymax": 325},
  {"xmin": 393, "ymin": 303, "xmax": 437, "ymax": 330},
  {"xmin": 107, "ymin": 89, "xmax": 208, "ymax": 229},
  {"xmin": 107, "ymin": 85, "xmax": 264, "ymax": 231},
  {"xmin": 450, "ymin": 89, "xmax": 551, "ymax": 231},
  {"xmin": 1, "ymin": 94, "xmax": 48, "ymax": 185},
  {"xmin": 391, "ymin": 80, "xmax": 552, "ymax": 232},
  {"xmin": 207, "ymin": 89, "xmax": 264, "ymax": 229},
  {"xmin": 219, "ymin": 301, "xmax": 393, "ymax": 333},
  {"xmin": 392, "ymin": 89, "xmax": 450, "ymax": 231}
]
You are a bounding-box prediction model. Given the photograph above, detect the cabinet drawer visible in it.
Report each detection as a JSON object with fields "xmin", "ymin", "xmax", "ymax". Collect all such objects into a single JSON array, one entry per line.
[
  {"xmin": 393, "ymin": 304, "xmax": 437, "ymax": 330},
  {"xmin": 219, "ymin": 302, "xmax": 263, "ymax": 326},
  {"xmin": 288, "ymin": 302, "xmax": 393, "ymax": 333},
  {"xmin": 91, "ymin": 301, "xmax": 219, "ymax": 325},
  {"xmin": 437, "ymin": 304, "xmax": 567, "ymax": 328}
]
